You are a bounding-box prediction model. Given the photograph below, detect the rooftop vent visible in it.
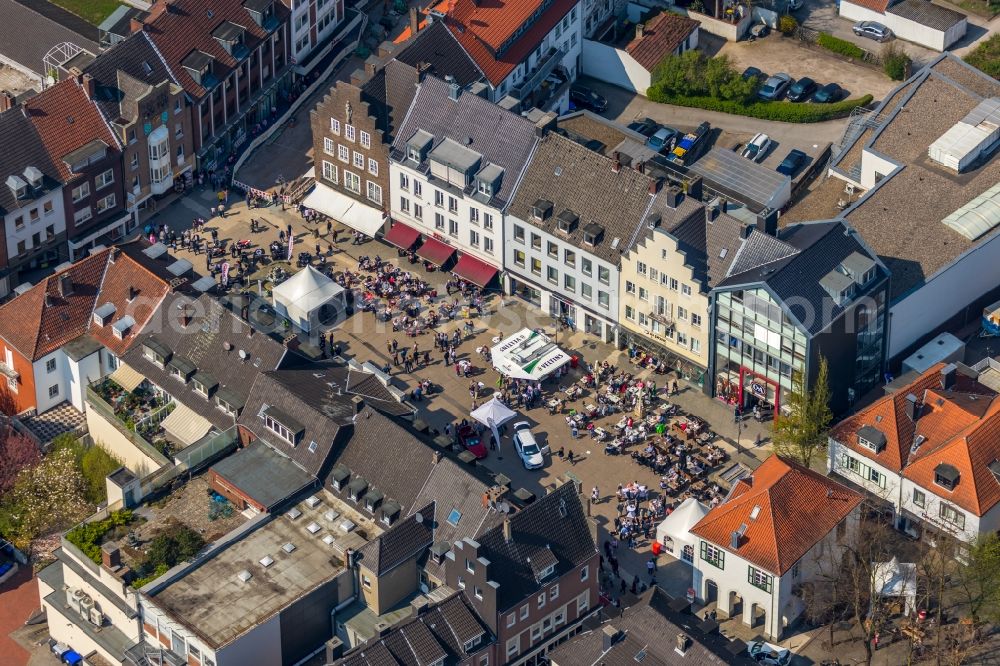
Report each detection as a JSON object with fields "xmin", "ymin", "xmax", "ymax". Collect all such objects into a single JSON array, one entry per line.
[
  {"xmin": 322, "ymin": 534, "xmax": 335, "ymax": 545},
  {"xmin": 237, "ymin": 569, "xmax": 252, "ymax": 582},
  {"xmin": 282, "ymin": 542, "xmax": 296, "ymax": 553},
  {"xmin": 928, "ymin": 97, "xmax": 1000, "ymax": 173},
  {"xmin": 324, "ymin": 510, "xmax": 339, "ymax": 523},
  {"xmin": 306, "ymin": 522, "xmax": 321, "ymax": 534},
  {"xmin": 286, "ymin": 507, "xmax": 302, "ymax": 520},
  {"xmin": 305, "ymin": 495, "xmax": 321, "ymax": 508},
  {"xmin": 259, "ymin": 555, "xmax": 274, "ymax": 568}
]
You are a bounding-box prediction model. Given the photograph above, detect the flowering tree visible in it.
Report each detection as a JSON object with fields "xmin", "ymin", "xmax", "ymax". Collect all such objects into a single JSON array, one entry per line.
[
  {"xmin": 4, "ymin": 447, "xmax": 89, "ymax": 549},
  {"xmin": 0, "ymin": 427, "xmax": 40, "ymax": 495}
]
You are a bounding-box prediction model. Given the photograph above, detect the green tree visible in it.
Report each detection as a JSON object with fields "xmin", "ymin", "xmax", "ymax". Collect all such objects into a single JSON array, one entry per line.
[
  {"xmin": 772, "ymin": 356, "xmax": 832, "ymax": 467},
  {"xmin": 703, "ymin": 54, "xmax": 732, "ymax": 98},
  {"xmin": 955, "ymin": 533, "xmax": 1000, "ymax": 624},
  {"xmin": 651, "ymin": 50, "xmax": 704, "ymax": 95},
  {"xmin": 51, "ymin": 433, "xmax": 123, "ymax": 504},
  {"xmin": 881, "ymin": 43, "xmax": 911, "ymax": 81}
]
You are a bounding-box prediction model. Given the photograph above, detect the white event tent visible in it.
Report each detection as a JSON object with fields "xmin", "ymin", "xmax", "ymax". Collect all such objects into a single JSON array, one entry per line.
[{"xmin": 271, "ymin": 265, "xmax": 345, "ymax": 332}]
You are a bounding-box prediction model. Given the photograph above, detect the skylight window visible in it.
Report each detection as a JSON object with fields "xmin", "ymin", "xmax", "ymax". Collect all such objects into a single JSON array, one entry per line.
[{"xmin": 447, "ymin": 508, "xmax": 462, "ymax": 526}]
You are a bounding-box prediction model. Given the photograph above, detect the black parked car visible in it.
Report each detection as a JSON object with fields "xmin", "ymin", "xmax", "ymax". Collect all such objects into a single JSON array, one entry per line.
[
  {"xmin": 776, "ymin": 149, "xmax": 807, "ymax": 176},
  {"xmin": 813, "ymin": 83, "xmax": 843, "ymax": 103},
  {"xmin": 627, "ymin": 117, "xmax": 660, "ymax": 137},
  {"xmin": 741, "ymin": 66, "xmax": 766, "ymax": 82},
  {"xmin": 570, "ymin": 85, "xmax": 608, "ymax": 113},
  {"xmin": 787, "ymin": 77, "xmax": 817, "ymax": 102}
]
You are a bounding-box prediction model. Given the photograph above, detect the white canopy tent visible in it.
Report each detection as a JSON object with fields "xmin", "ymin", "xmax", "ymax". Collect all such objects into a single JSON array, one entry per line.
[
  {"xmin": 490, "ymin": 328, "xmax": 570, "ymax": 381},
  {"xmin": 271, "ymin": 265, "xmax": 346, "ymax": 333},
  {"xmin": 471, "ymin": 396, "xmax": 518, "ymax": 455},
  {"xmin": 872, "ymin": 557, "xmax": 917, "ymax": 617},
  {"xmin": 655, "ymin": 497, "xmax": 710, "ymax": 565}
]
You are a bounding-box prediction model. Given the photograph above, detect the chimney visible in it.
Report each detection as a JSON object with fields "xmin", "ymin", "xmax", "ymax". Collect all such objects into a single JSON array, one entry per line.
[
  {"xmin": 636, "ymin": 23, "xmax": 644, "ymax": 39},
  {"xmin": 940, "ymin": 363, "xmax": 957, "ymax": 390},
  {"xmin": 686, "ymin": 176, "xmax": 703, "ymax": 200},
  {"xmin": 81, "ymin": 73, "xmax": 95, "ymax": 100},
  {"xmin": 44, "ymin": 293, "xmax": 54, "ymax": 308},
  {"xmin": 612, "ymin": 155, "xmax": 621, "ymax": 173},
  {"xmin": 447, "ymin": 76, "xmax": 461, "ymax": 101},
  {"xmin": 101, "ymin": 543, "xmax": 121, "ymax": 570},
  {"xmin": 601, "ymin": 625, "xmax": 619, "ymax": 652},
  {"xmin": 0, "ymin": 91, "xmax": 15, "ymax": 113},
  {"xmin": 756, "ymin": 209, "xmax": 778, "ymax": 236},
  {"xmin": 416, "ymin": 61, "xmax": 432, "ymax": 82},
  {"xmin": 676, "ymin": 633, "xmax": 691, "ymax": 654},
  {"xmin": 130, "ymin": 17, "xmax": 145, "ymax": 33},
  {"xmin": 432, "ymin": 450, "xmax": 443, "ymax": 464},
  {"xmin": 58, "ymin": 274, "xmax": 73, "ymax": 297},
  {"xmin": 365, "ymin": 60, "xmax": 377, "ymax": 78},
  {"xmin": 352, "ymin": 396, "xmax": 365, "ymax": 415},
  {"xmin": 634, "ymin": 160, "xmax": 644, "ymax": 174},
  {"xmin": 502, "ymin": 516, "xmax": 512, "ymax": 543},
  {"xmin": 730, "ymin": 530, "xmax": 741, "ymax": 549},
  {"xmin": 409, "ymin": 6, "xmax": 419, "ymax": 37},
  {"xmin": 411, "ymin": 596, "xmax": 430, "ymax": 615},
  {"xmin": 127, "ymin": 286, "xmax": 137, "ymax": 302},
  {"xmin": 665, "ymin": 186, "xmax": 682, "ymax": 209},
  {"xmin": 109, "ymin": 246, "xmax": 120, "ymax": 263},
  {"xmin": 705, "ymin": 203, "xmax": 719, "ymax": 223},
  {"xmin": 325, "ymin": 638, "xmax": 345, "ymax": 663},
  {"xmin": 905, "ymin": 393, "xmax": 920, "ymax": 422},
  {"xmin": 534, "ymin": 111, "xmax": 557, "ymax": 138},
  {"xmin": 742, "ymin": 224, "xmax": 754, "ymax": 239},
  {"xmin": 647, "ymin": 178, "xmax": 661, "ymax": 195},
  {"xmin": 586, "ymin": 498, "xmax": 592, "ymax": 517}
]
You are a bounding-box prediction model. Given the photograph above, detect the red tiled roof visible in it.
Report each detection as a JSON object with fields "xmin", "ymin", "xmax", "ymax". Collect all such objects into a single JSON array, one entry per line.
[
  {"xmin": 901, "ymin": 401, "xmax": 1000, "ymax": 516},
  {"xmin": 445, "ymin": 0, "xmax": 577, "ymax": 85},
  {"xmin": 690, "ymin": 456, "xmax": 862, "ymax": 575},
  {"xmin": 830, "ymin": 363, "xmax": 997, "ymax": 472},
  {"xmin": 142, "ymin": 0, "xmax": 290, "ymax": 99},
  {"xmin": 23, "ymin": 78, "xmax": 118, "ymax": 182},
  {"xmin": 86, "ymin": 250, "xmax": 170, "ymax": 357},
  {"xmin": 625, "ymin": 11, "xmax": 700, "ymax": 72},
  {"xmin": 844, "ymin": 0, "xmax": 890, "ymax": 12},
  {"xmin": 0, "ymin": 251, "xmax": 109, "ymax": 360}
]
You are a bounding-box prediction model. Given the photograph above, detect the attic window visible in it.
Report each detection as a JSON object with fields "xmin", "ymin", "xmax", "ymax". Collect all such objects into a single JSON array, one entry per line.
[
  {"xmin": 539, "ymin": 564, "xmax": 555, "ymax": 579},
  {"xmin": 583, "ymin": 223, "xmax": 604, "ymax": 246},
  {"xmin": 93, "ymin": 302, "xmax": 117, "ymax": 327},
  {"xmin": 112, "ymin": 316, "xmax": 135, "ymax": 340},
  {"xmin": 556, "ymin": 209, "xmax": 578, "ymax": 232},
  {"xmin": 263, "ymin": 406, "xmax": 302, "ymax": 445},
  {"xmin": 934, "ymin": 463, "xmax": 960, "ymax": 491},
  {"xmin": 531, "ymin": 199, "xmax": 553, "ymax": 221},
  {"xmin": 857, "ymin": 426, "xmax": 886, "ymax": 453}
]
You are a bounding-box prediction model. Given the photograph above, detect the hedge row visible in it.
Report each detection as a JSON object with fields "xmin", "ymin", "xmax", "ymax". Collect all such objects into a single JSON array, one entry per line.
[
  {"xmin": 646, "ymin": 88, "xmax": 874, "ymax": 123},
  {"xmin": 817, "ymin": 33, "xmax": 866, "ymax": 60}
]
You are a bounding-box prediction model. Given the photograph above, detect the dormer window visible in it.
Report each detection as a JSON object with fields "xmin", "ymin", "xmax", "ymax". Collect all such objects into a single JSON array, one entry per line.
[
  {"xmin": 531, "ymin": 199, "xmax": 553, "ymax": 221},
  {"xmin": 141, "ymin": 338, "xmax": 171, "ymax": 367},
  {"xmin": 429, "ymin": 138, "xmax": 482, "ymax": 189},
  {"xmin": 213, "ymin": 22, "xmax": 248, "ymax": 57},
  {"xmin": 347, "ymin": 477, "xmax": 368, "ymax": 502},
  {"xmin": 557, "ymin": 209, "xmax": 578, "ymax": 233},
  {"xmin": 167, "ymin": 355, "xmax": 196, "ymax": 383},
  {"xmin": 262, "ymin": 405, "xmax": 302, "ymax": 444},
  {"xmin": 856, "ymin": 425, "xmax": 886, "ymax": 453},
  {"xmin": 539, "ymin": 564, "xmax": 555, "ymax": 579},
  {"xmin": 244, "ymin": 0, "xmax": 274, "ymax": 28},
  {"xmin": 6, "ymin": 175, "xmax": 27, "ymax": 200},
  {"xmin": 93, "ymin": 302, "xmax": 116, "ymax": 327},
  {"xmin": 934, "ymin": 463, "xmax": 960, "ymax": 491},
  {"xmin": 820, "ymin": 269, "xmax": 855, "ymax": 306},
  {"xmin": 475, "ymin": 164, "xmax": 503, "ymax": 199},
  {"xmin": 406, "ymin": 130, "xmax": 434, "ymax": 165},
  {"xmin": 363, "ymin": 490, "xmax": 383, "ymax": 512},
  {"xmin": 182, "ymin": 51, "xmax": 216, "ymax": 87},
  {"xmin": 583, "ymin": 223, "xmax": 604, "ymax": 246},
  {"xmin": 330, "ymin": 464, "xmax": 350, "ymax": 491},
  {"xmin": 380, "ymin": 500, "xmax": 401, "ymax": 526}
]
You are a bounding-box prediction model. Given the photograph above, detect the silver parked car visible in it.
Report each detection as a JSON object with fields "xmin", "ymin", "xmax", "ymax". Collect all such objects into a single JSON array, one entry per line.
[
  {"xmin": 757, "ymin": 73, "xmax": 791, "ymax": 101},
  {"xmin": 853, "ymin": 21, "xmax": 893, "ymax": 42}
]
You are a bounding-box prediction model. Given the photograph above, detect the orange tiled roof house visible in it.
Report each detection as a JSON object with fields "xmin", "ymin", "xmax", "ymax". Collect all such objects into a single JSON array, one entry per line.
[
  {"xmin": 689, "ymin": 455, "xmax": 862, "ymax": 641},
  {"xmin": 828, "ymin": 361, "xmax": 1000, "ymax": 549}
]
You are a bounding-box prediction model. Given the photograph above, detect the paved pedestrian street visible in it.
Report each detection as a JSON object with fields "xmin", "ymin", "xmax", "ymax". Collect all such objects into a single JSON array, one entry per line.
[{"xmin": 142, "ymin": 188, "xmax": 776, "ymax": 636}]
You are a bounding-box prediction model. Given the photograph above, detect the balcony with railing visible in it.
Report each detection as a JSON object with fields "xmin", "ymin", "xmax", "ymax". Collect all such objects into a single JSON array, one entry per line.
[{"xmin": 512, "ymin": 47, "xmax": 566, "ymax": 101}]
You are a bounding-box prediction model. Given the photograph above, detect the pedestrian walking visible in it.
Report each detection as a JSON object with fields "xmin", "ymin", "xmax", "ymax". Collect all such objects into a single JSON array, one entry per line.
[
  {"xmin": 391, "ymin": 339, "xmax": 399, "ymax": 353},
  {"xmin": 567, "ymin": 450, "xmax": 576, "ymax": 464},
  {"xmin": 392, "ymin": 351, "xmax": 399, "ymax": 366}
]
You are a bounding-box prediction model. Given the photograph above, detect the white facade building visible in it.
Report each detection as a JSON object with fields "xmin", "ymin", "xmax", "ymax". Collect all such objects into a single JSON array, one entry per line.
[{"xmin": 289, "ymin": 0, "xmax": 344, "ymax": 69}]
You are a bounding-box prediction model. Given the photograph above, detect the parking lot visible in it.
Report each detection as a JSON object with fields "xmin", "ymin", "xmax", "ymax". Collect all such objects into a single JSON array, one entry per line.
[{"xmin": 712, "ymin": 31, "xmax": 899, "ymax": 100}]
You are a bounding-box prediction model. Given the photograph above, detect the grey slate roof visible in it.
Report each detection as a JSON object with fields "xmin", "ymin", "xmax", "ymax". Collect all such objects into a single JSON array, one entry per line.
[
  {"xmin": 0, "ymin": 0, "xmax": 98, "ymax": 77},
  {"xmin": 238, "ymin": 368, "xmax": 357, "ymax": 479},
  {"xmin": 83, "ymin": 31, "xmax": 176, "ymax": 124},
  {"xmin": 510, "ymin": 132, "xmax": 656, "ymax": 264},
  {"xmin": 475, "ymin": 482, "xmax": 596, "ymax": 612},
  {"xmin": 887, "ymin": 0, "xmax": 965, "ymax": 30},
  {"xmin": 719, "ymin": 221, "xmax": 884, "ymax": 335},
  {"xmin": 549, "ymin": 587, "xmax": 754, "ymax": 666},
  {"xmin": 122, "ymin": 292, "xmax": 292, "ymax": 432},
  {"xmin": 689, "ymin": 148, "xmax": 790, "ymax": 211},
  {"xmin": 271, "ymin": 358, "xmax": 415, "ymax": 419},
  {"xmin": 0, "ymin": 109, "xmax": 62, "ymax": 216},
  {"xmin": 357, "ymin": 503, "xmax": 434, "ymax": 576},
  {"xmin": 395, "ymin": 20, "xmax": 484, "ymax": 89},
  {"xmin": 335, "ymin": 592, "xmax": 491, "ymax": 666},
  {"xmin": 391, "ymin": 75, "xmax": 538, "ymax": 209},
  {"xmin": 209, "ymin": 440, "xmax": 314, "ymax": 510}
]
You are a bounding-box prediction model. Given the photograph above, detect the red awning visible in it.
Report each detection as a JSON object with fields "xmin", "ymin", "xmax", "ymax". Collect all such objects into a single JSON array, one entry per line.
[
  {"xmin": 452, "ymin": 253, "xmax": 499, "ymax": 288},
  {"xmin": 384, "ymin": 222, "xmax": 420, "ymax": 250},
  {"xmin": 416, "ymin": 236, "xmax": 455, "ymax": 266}
]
